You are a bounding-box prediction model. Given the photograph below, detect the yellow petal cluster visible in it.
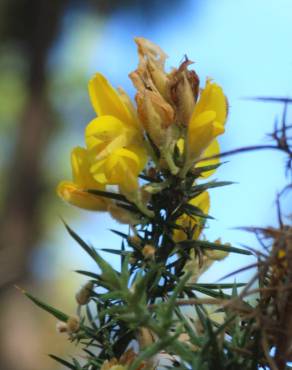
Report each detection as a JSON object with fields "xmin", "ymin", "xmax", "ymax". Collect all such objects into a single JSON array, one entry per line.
[
  {"xmin": 57, "ymin": 72, "xmax": 149, "ymax": 212},
  {"xmin": 86, "ymin": 73, "xmax": 147, "ymax": 195}
]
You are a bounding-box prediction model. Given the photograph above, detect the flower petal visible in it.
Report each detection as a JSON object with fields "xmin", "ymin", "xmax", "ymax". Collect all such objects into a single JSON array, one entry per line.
[
  {"xmin": 89, "ymin": 73, "xmax": 137, "ymax": 128},
  {"xmin": 57, "ymin": 181, "xmax": 108, "ymax": 211},
  {"xmin": 196, "ymin": 139, "xmax": 220, "ymax": 178},
  {"xmin": 189, "ymin": 191, "xmax": 210, "ymax": 215},
  {"xmin": 85, "ymin": 115, "xmax": 128, "ymax": 149},
  {"xmin": 71, "ymin": 147, "xmax": 100, "ymax": 188},
  {"xmin": 85, "ymin": 115, "xmax": 136, "ymax": 160},
  {"xmin": 188, "ymin": 110, "xmax": 224, "ymax": 160},
  {"xmin": 193, "ymin": 80, "xmax": 227, "ymax": 125}
]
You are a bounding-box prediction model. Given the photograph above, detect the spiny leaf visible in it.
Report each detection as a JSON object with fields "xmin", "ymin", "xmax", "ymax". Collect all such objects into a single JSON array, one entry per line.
[
  {"xmin": 183, "ymin": 203, "xmax": 214, "ymax": 219},
  {"xmin": 63, "ymin": 221, "xmax": 99, "ymax": 262},
  {"xmin": 87, "ymin": 189, "xmax": 130, "ymax": 203},
  {"xmin": 23, "ymin": 290, "xmax": 68, "ymax": 322},
  {"xmin": 192, "ymin": 162, "xmax": 223, "ymax": 176},
  {"xmin": 178, "ymin": 240, "xmax": 252, "ymax": 255},
  {"xmin": 100, "ymin": 248, "xmax": 131, "ymax": 257},
  {"xmin": 190, "ymin": 181, "xmax": 234, "ymax": 196},
  {"xmin": 64, "ymin": 223, "xmax": 122, "ymax": 289},
  {"xmin": 189, "ymin": 285, "xmax": 231, "ymax": 300},
  {"xmin": 115, "ymin": 202, "xmax": 140, "ymax": 214},
  {"xmin": 188, "ymin": 283, "xmax": 246, "ymax": 289},
  {"xmin": 75, "ymin": 270, "xmax": 99, "ymax": 279},
  {"xmin": 160, "ymin": 273, "xmax": 192, "ymax": 324},
  {"xmin": 110, "ymin": 229, "xmax": 128, "ymax": 238},
  {"xmin": 49, "ymin": 355, "xmax": 76, "ymax": 370}
]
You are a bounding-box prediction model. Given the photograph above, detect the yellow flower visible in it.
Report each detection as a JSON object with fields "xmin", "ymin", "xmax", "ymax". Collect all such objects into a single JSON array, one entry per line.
[
  {"xmin": 85, "ymin": 73, "xmax": 147, "ymax": 194},
  {"xmin": 57, "ymin": 147, "xmax": 108, "ymax": 211},
  {"xmin": 173, "ymin": 191, "xmax": 210, "ymax": 243},
  {"xmin": 185, "ymin": 79, "xmax": 227, "ymax": 167},
  {"xmin": 88, "ymin": 144, "xmax": 147, "ymax": 194}
]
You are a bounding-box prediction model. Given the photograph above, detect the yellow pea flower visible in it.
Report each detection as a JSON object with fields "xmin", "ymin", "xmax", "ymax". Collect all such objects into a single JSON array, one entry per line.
[
  {"xmin": 173, "ymin": 191, "xmax": 210, "ymax": 243},
  {"xmin": 85, "ymin": 73, "xmax": 148, "ymax": 195},
  {"xmin": 85, "ymin": 115, "xmax": 136, "ymax": 160},
  {"xmin": 57, "ymin": 147, "xmax": 108, "ymax": 211},
  {"xmin": 182, "ymin": 79, "xmax": 227, "ymax": 175},
  {"xmin": 89, "ymin": 144, "xmax": 147, "ymax": 194}
]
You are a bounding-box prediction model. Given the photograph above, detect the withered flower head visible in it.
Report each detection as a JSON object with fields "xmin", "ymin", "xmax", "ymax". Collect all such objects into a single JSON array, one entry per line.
[
  {"xmin": 130, "ymin": 38, "xmax": 200, "ymax": 127},
  {"xmin": 130, "ymin": 38, "xmax": 175, "ymax": 150},
  {"xmin": 130, "ymin": 37, "xmax": 169, "ymax": 97},
  {"xmin": 168, "ymin": 57, "xmax": 200, "ymax": 125}
]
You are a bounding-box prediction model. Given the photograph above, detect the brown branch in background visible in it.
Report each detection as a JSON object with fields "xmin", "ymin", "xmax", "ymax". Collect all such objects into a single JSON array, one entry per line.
[
  {"xmin": 0, "ymin": 0, "xmax": 67, "ymax": 284},
  {"xmin": 0, "ymin": 2, "xmax": 67, "ymax": 370}
]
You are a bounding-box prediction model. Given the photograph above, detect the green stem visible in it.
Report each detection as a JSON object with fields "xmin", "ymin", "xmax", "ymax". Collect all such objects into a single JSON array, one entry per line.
[{"xmin": 162, "ymin": 147, "xmax": 179, "ymax": 175}]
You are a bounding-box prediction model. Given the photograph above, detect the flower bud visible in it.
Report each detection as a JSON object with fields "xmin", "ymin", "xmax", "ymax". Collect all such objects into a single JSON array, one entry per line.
[
  {"xmin": 127, "ymin": 235, "xmax": 141, "ymax": 248},
  {"xmin": 67, "ymin": 315, "xmax": 80, "ymax": 333},
  {"xmin": 76, "ymin": 281, "xmax": 93, "ymax": 305},
  {"xmin": 142, "ymin": 244, "xmax": 156, "ymax": 260},
  {"xmin": 56, "ymin": 315, "xmax": 80, "ymax": 335}
]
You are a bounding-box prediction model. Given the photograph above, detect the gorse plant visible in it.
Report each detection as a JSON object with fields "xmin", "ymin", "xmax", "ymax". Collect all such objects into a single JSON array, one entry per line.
[{"xmin": 25, "ymin": 38, "xmax": 292, "ymax": 369}]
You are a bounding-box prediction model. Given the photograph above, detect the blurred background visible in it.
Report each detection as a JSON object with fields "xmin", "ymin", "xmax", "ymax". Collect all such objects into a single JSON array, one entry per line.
[{"xmin": 0, "ymin": 0, "xmax": 291, "ymax": 369}]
